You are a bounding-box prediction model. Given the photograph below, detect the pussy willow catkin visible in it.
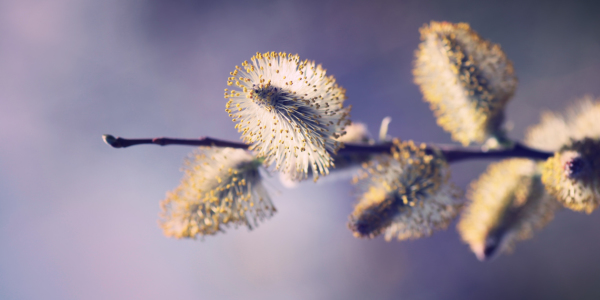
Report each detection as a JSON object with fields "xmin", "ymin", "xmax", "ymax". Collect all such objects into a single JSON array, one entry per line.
[{"xmin": 225, "ymin": 52, "xmax": 351, "ymax": 181}]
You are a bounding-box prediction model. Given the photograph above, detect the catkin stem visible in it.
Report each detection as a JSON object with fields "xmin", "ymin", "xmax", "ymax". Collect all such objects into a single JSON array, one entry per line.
[{"xmin": 102, "ymin": 134, "xmax": 552, "ymax": 163}]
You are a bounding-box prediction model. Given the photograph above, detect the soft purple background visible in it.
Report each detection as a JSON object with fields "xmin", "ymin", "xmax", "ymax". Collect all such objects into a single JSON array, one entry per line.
[{"xmin": 2, "ymin": 0, "xmax": 600, "ymax": 299}]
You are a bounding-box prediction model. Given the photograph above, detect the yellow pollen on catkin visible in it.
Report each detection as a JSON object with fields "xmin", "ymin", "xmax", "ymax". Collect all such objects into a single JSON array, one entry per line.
[
  {"xmin": 542, "ymin": 138, "xmax": 600, "ymax": 213},
  {"xmin": 225, "ymin": 52, "xmax": 352, "ymax": 182},
  {"xmin": 413, "ymin": 21, "xmax": 517, "ymax": 146},
  {"xmin": 159, "ymin": 147, "xmax": 275, "ymax": 239},
  {"xmin": 348, "ymin": 140, "xmax": 462, "ymax": 241}
]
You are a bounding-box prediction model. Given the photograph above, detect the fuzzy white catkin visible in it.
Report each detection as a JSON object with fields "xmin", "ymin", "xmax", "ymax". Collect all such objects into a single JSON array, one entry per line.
[
  {"xmin": 225, "ymin": 52, "xmax": 351, "ymax": 181},
  {"xmin": 159, "ymin": 147, "xmax": 274, "ymax": 238}
]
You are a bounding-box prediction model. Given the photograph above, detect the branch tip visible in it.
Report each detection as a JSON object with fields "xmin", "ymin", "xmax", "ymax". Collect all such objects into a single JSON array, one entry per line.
[{"xmin": 102, "ymin": 134, "xmax": 119, "ymax": 148}]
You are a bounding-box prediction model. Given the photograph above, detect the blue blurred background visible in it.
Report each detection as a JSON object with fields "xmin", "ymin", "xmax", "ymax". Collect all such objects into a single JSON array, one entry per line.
[{"xmin": 2, "ymin": 0, "xmax": 600, "ymax": 299}]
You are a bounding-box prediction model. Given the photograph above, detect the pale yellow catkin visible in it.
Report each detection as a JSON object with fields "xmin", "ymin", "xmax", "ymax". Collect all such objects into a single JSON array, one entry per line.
[
  {"xmin": 414, "ymin": 21, "xmax": 517, "ymax": 146},
  {"xmin": 349, "ymin": 140, "xmax": 462, "ymax": 241},
  {"xmin": 542, "ymin": 138, "xmax": 600, "ymax": 213},
  {"xmin": 525, "ymin": 97, "xmax": 600, "ymax": 213},
  {"xmin": 458, "ymin": 159, "xmax": 560, "ymax": 260},
  {"xmin": 159, "ymin": 147, "xmax": 274, "ymax": 239},
  {"xmin": 525, "ymin": 96, "xmax": 600, "ymax": 152}
]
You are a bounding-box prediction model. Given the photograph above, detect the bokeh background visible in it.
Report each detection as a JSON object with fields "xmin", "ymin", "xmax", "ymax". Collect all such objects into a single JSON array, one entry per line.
[{"xmin": 2, "ymin": 0, "xmax": 600, "ymax": 299}]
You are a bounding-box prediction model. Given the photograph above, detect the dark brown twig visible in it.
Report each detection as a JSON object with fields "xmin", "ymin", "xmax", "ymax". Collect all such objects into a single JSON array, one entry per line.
[
  {"xmin": 102, "ymin": 135, "xmax": 250, "ymax": 149},
  {"xmin": 102, "ymin": 134, "xmax": 553, "ymax": 163}
]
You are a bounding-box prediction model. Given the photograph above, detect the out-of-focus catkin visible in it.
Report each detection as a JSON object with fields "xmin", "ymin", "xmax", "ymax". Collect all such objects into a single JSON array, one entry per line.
[
  {"xmin": 526, "ymin": 97, "xmax": 600, "ymax": 213},
  {"xmin": 348, "ymin": 140, "xmax": 462, "ymax": 241},
  {"xmin": 414, "ymin": 21, "xmax": 517, "ymax": 146},
  {"xmin": 525, "ymin": 96, "xmax": 600, "ymax": 152},
  {"xmin": 458, "ymin": 159, "xmax": 560, "ymax": 261},
  {"xmin": 159, "ymin": 147, "xmax": 275, "ymax": 238},
  {"xmin": 542, "ymin": 138, "xmax": 600, "ymax": 214}
]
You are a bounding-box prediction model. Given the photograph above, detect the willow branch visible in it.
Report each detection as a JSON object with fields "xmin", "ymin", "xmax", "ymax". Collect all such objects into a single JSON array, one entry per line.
[
  {"xmin": 437, "ymin": 143, "xmax": 552, "ymax": 163},
  {"xmin": 102, "ymin": 134, "xmax": 552, "ymax": 163},
  {"xmin": 102, "ymin": 134, "xmax": 250, "ymax": 149}
]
